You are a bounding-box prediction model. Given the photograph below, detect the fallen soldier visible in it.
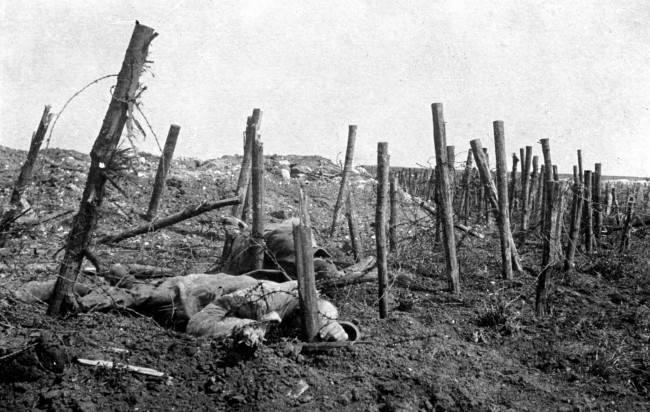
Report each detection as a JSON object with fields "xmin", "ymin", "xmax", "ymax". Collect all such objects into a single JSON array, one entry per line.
[
  {"xmin": 221, "ymin": 218, "xmax": 343, "ymax": 281},
  {"xmin": 14, "ymin": 272, "xmax": 350, "ymax": 343}
]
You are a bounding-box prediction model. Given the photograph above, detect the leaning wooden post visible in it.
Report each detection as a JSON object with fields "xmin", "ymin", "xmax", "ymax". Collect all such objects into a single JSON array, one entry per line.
[
  {"xmin": 145, "ymin": 124, "xmax": 180, "ymax": 220},
  {"xmin": 389, "ymin": 175, "xmax": 398, "ymax": 253},
  {"xmin": 593, "ymin": 163, "xmax": 602, "ymax": 244},
  {"xmin": 345, "ymin": 192, "xmax": 364, "ymax": 262},
  {"xmin": 48, "ymin": 22, "xmax": 158, "ymax": 316},
  {"xmin": 330, "ymin": 125, "xmax": 357, "ymax": 236},
  {"xmin": 520, "ymin": 146, "xmax": 532, "ymax": 236},
  {"xmin": 564, "ymin": 173, "xmax": 584, "ymax": 271},
  {"xmin": 0, "ymin": 105, "xmax": 53, "ymax": 238},
  {"xmin": 536, "ymin": 181, "xmax": 566, "ymax": 316},
  {"xmin": 376, "ymin": 142, "xmax": 390, "ymax": 318},
  {"xmin": 220, "ymin": 110, "xmax": 261, "ymax": 266},
  {"xmin": 432, "ymin": 104, "xmax": 460, "ymax": 293},
  {"xmin": 582, "ymin": 170, "xmax": 594, "ymax": 253},
  {"xmin": 293, "ymin": 190, "xmax": 320, "ymax": 342},
  {"xmin": 493, "ymin": 121, "xmax": 513, "ymax": 280},
  {"xmin": 471, "ymin": 139, "xmax": 523, "ymax": 272},
  {"xmin": 251, "ymin": 137, "xmax": 265, "ymax": 270},
  {"xmin": 509, "ymin": 152, "xmax": 519, "ymax": 216}
]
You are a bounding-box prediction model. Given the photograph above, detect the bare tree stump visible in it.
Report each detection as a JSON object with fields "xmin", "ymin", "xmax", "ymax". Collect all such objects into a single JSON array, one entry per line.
[
  {"xmin": 432, "ymin": 104, "xmax": 460, "ymax": 293},
  {"xmin": 0, "ymin": 106, "xmax": 53, "ymax": 240},
  {"xmin": 330, "ymin": 125, "xmax": 357, "ymax": 236},
  {"xmin": 376, "ymin": 142, "xmax": 390, "ymax": 318},
  {"xmin": 508, "ymin": 152, "xmax": 519, "ymax": 216},
  {"xmin": 527, "ymin": 155, "xmax": 539, "ymax": 224},
  {"xmin": 493, "ymin": 121, "xmax": 513, "ymax": 280},
  {"xmin": 48, "ymin": 22, "xmax": 158, "ymax": 316},
  {"xmin": 564, "ymin": 178, "xmax": 583, "ymax": 271},
  {"xmin": 577, "ymin": 150, "xmax": 583, "ymax": 185},
  {"xmin": 145, "ymin": 124, "xmax": 180, "ymax": 220},
  {"xmin": 520, "ymin": 146, "xmax": 532, "ymax": 238}
]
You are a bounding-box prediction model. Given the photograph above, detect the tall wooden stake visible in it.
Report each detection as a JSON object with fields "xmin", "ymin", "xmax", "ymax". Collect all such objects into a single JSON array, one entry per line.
[
  {"xmin": 593, "ymin": 163, "xmax": 602, "ymax": 244},
  {"xmin": 251, "ymin": 137, "xmax": 265, "ymax": 270},
  {"xmin": 330, "ymin": 125, "xmax": 357, "ymax": 236},
  {"xmin": 432, "ymin": 103, "xmax": 460, "ymax": 294},
  {"xmin": 470, "ymin": 139, "xmax": 523, "ymax": 272},
  {"xmin": 493, "ymin": 121, "xmax": 513, "ymax": 280},
  {"xmin": 345, "ymin": 192, "xmax": 364, "ymax": 262},
  {"xmin": 48, "ymin": 22, "xmax": 158, "ymax": 315},
  {"xmin": 583, "ymin": 170, "xmax": 593, "ymax": 254},
  {"xmin": 389, "ymin": 175, "xmax": 398, "ymax": 253},
  {"xmin": 293, "ymin": 190, "xmax": 320, "ymax": 341},
  {"xmin": 509, "ymin": 152, "xmax": 519, "ymax": 216},
  {"xmin": 520, "ymin": 146, "xmax": 532, "ymax": 235},
  {"xmin": 145, "ymin": 124, "xmax": 180, "ymax": 220},
  {"xmin": 376, "ymin": 142, "xmax": 390, "ymax": 318}
]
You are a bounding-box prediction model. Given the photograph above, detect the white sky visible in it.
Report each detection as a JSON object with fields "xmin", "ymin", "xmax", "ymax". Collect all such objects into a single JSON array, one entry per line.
[{"xmin": 1, "ymin": 0, "xmax": 649, "ymax": 176}]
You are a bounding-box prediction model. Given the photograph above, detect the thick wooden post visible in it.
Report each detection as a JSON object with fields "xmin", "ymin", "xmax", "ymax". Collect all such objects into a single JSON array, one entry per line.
[
  {"xmin": 565, "ymin": 176, "xmax": 583, "ymax": 271},
  {"xmin": 493, "ymin": 121, "xmax": 513, "ymax": 280},
  {"xmin": 583, "ymin": 171, "xmax": 593, "ymax": 253},
  {"xmin": 145, "ymin": 124, "xmax": 180, "ymax": 220},
  {"xmin": 432, "ymin": 104, "xmax": 460, "ymax": 293},
  {"xmin": 389, "ymin": 175, "xmax": 398, "ymax": 253},
  {"xmin": 577, "ymin": 150, "xmax": 583, "ymax": 184},
  {"xmin": 345, "ymin": 192, "xmax": 364, "ymax": 262},
  {"xmin": 593, "ymin": 163, "xmax": 602, "ymax": 244},
  {"xmin": 460, "ymin": 149, "xmax": 473, "ymax": 224},
  {"xmin": 293, "ymin": 190, "xmax": 320, "ymax": 342},
  {"xmin": 509, "ymin": 152, "xmax": 519, "ymax": 216},
  {"xmin": 376, "ymin": 142, "xmax": 390, "ymax": 318},
  {"xmin": 220, "ymin": 110, "xmax": 261, "ymax": 266},
  {"xmin": 447, "ymin": 145, "xmax": 456, "ymax": 209},
  {"xmin": 48, "ymin": 22, "xmax": 158, "ymax": 316},
  {"xmin": 251, "ymin": 137, "xmax": 265, "ymax": 270},
  {"xmin": 470, "ymin": 139, "xmax": 523, "ymax": 272},
  {"xmin": 536, "ymin": 181, "xmax": 566, "ymax": 316},
  {"xmin": 330, "ymin": 125, "xmax": 357, "ymax": 235},
  {"xmin": 520, "ymin": 146, "xmax": 532, "ymax": 235}
]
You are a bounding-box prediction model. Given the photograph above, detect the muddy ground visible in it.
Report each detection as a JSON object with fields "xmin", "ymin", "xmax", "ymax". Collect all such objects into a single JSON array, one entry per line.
[{"xmin": 0, "ymin": 145, "xmax": 648, "ymax": 411}]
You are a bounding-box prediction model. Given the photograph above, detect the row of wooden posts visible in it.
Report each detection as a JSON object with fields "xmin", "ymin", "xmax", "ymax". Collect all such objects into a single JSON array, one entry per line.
[{"xmin": 2, "ymin": 22, "xmax": 648, "ymax": 341}]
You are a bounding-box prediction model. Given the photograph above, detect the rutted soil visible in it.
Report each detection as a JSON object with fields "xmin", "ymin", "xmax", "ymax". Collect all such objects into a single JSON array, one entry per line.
[{"xmin": 0, "ymin": 145, "xmax": 648, "ymax": 411}]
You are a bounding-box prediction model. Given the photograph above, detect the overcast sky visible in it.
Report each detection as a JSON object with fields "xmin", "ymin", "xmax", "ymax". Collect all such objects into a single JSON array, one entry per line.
[{"xmin": 1, "ymin": 1, "xmax": 648, "ymax": 176}]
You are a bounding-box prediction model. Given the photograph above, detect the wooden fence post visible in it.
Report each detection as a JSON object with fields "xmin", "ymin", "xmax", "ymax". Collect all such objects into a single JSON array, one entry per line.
[
  {"xmin": 493, "ymin": 121, "xmax": 513, "ymax": 280},
  {"xmin": 145, "ymin": 124, "xmax": 180, "ymax": 220},
  {"xmin": 470, "ymin": 139, "xmax": 523, "ymax": 272},
  {"xmin": 536, "ymin": 181, "xmax": 567, "ymax": 316},
  {"xmin": 520, "ymin": 146, "xmax": 532, "ymax": 237},
  {"xmin": 345, "ymin": 192, "xmax": 364, "ymax": 262},
  {"xmin": 220, "ymin": 109, "xmax": 261, "ymax": 266},
  {"xmin": 460, "ymin": 149, "xmax": 473, "ymax": 224},
  {"xmin": 509, "ymin": 152, "xmax": 519, "ymax": 216},
  {"xmin": 293, "ymin": 190, "xmax": 320, "ymax": 342},
  {"xmin": 565, "ymin": 174, "xmax": 583, "ymax": 271},
  {"xmin": 251, "ymin": 137, "xmax": 265, "ymax": 270},
  {"xmin": 376, "ymin": 142, "xmax": 390, "ymax": 318},
  {"xmin": 389, "ymin": 175, "xmax": 398, "ymax": 253},
  {"xmin": 432, "ymin": 104, "xmax": 460, "ymax": 294},
  {"xmin": 48, "ymin": 22, "xmax": 158, "ymax": 316},
  {"xmin": 528, "ymin": 155, "xmax": 539, "ymax": 223},
  {"xmin": 583, "ymin": 170, "xmax": 593, "ymax": 254},
  {"xmin": 577, "ymin": 149, "xmax": 583, "ymax": 184},
  {"xmin": 593, "ymin": 163, "xmax": 602, "ymax": 244},
  {"xmin": 330, "ymin": 125, "xmax": 357, "ymax": 236},
  {"xmin": 447, "ymin": 145, "xmax": 456, "ymax": 209}
]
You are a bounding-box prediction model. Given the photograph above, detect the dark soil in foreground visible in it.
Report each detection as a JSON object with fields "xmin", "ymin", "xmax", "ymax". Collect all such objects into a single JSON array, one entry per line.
[{"xmin": 0, "ymin": 145, "xmax": 648, "ymax": 411}]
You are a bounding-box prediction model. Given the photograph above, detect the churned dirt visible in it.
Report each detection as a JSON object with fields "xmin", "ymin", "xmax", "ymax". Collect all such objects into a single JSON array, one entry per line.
[{"xmin": 0, "ymin": 145, "xmax": 648, "ymax": 411}]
